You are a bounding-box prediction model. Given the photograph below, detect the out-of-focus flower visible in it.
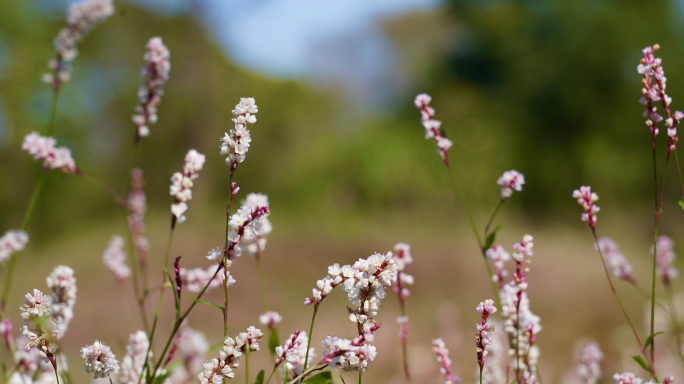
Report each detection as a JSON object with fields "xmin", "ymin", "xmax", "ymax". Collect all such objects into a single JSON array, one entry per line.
[
  {"xmin": 132, "ymin": 37, "xmax": 171, "ymax": 140},
  {"xmin": 46, "ymin": 266, "xmax": 76, "ymax": 340},
  {"xmin": 497, "ymin": 170, "xmax": 525, "ymax": 200},
  {"xmin": 652, "ymin": 235, "xmax": 678, "ymax": 287},
  {"xmin": 21, "ymin": 289, "xmax": 59, "ymax": 361},
  {"xmin": 179, "ymin": 264, "xmax": 235, "ymax": 293},
  {"xmin": 43, "ymin": 0, "xmax": 114, "ymax": 90},
  {"xmin": 102, "ymin": 235, "xmax": 130, "ymax": 282},
  {"xmin": 414, "ymin": 93, "xmax": 452, "ymax": 166},
  {"xmin": 432, "ymin": 338, "xmax": 460, "ymax": 383},
  {"xmin": 259, "ymin": 311, "xmax": 282, "ymax": 330},
  {"xmin": 169, "ymin": 149, "xmax": 206, "ymax": 225},
  {"xmin": 576, "ymin": 342, "xmax": 602, "ymax": 384},
  {"xmin": 0, "ymin": 230, "xmax": 28, "ymax": 264},
  {"xmin": 81, "ymin": 340, "xmax": 120, "ymax": 379},
  {"xmin": 120, "ymin": 331, "xmax": 150, "ymax": 384},
  {"xmin": 22, "ymin": 133, "xmax": 78, "ymax": 174},
  {"xmin": 595, "ymin": 237, "xmax": 636, "ymax": 284}
]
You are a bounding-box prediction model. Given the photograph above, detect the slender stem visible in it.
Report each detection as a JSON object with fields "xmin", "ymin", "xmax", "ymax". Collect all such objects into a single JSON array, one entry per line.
[
  {"xmin": 266, "ymin": 368, "xmax": 277, "ymax": 384},
  {"xmin": 484, "ymin": 200, "xmax": 504, "ymax": 238},
  {"xmin": 223, "ymin": 264, "xmax": 230, "ymax": 338},
  {"xmin": 447, "ymin": 170, "xmax": 483, "ymax": 248},
  {"xmin": 223, "ymin": 169, "xmax": 236, "ymax": 338},
  {"xmin": 286, "ymin": 364, "xmax": 326, "ymax": 384},
  {"xmin": 302, "ymin": 305, "xmax": 319, "ymax": 383},
  {"xmin": 245, "ymin": 341, "xmax": 251, "ymax": 384},
  {"xmin": 650, "ymin": 139, "xmax": 659, "ymax": 368},
  {"xmin": 397, "ymin": 300, "xmax": 410, "ymax": 382},
  {"xmin": 592, "ymin": 230, "xmax": 652, "ymax": 376},
  {"xmin": 46, "ymin": 89, "xmax": 60, "ymax": 136},
  {"xmin": 50, "ymin": 357, "xmax": 60, "ymax": 384},
  {"xmin": 358, "ymin": 371, "xmax": 362, "ymax": 384},
  {"xmin": 673, "ymin": 149, "xmax": 684, "ymax": 196},
  {"xmin": 255, "ymin": 254, "xmax": 270, "ymax": 312}
]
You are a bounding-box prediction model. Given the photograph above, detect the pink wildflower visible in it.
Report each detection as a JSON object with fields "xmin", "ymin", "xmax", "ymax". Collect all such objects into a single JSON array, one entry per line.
[
  {"xmin": 198, "ymin": 327, "xmax": 263, "ymax": 383},
  {"xmin": 497, "ymin": 170, "xmax": 525, "ymax": 200},
  {"xmin": 595, "ymin": 237, "xmax": 636, "ymax": 284},
  {"xmin": 128, "ymin": 168, "xmax": 150, "ymax": 267},
  {"xmin": 475, "ymin": 300, "xmax": 497, "ymax": 375},
  {"xmin": 486, "ymin": 244, "xmax": 510, "ymax": 289},
  {"xmin": 179, "ymin": 264, "xmax": 235, "ymax": 293},
  {"xmin": 81, "ymin": 340, "xmax": 120, "ymax": 379},
  {"xmin": 652, "ymin": 235, "xmax": 678, "ymax": 287},
  {"xmin": 220, "ymin": 98, "xmax": 258, "ymax": 166},
  {"xmin": 613, "ymin": 372, "xmax": 643, "ymax": 384},
  {"xmin": 169, "ymin": 149, "xmax": 206, "ymax": 225},
  {"xmin": 259, "ymin": 311, "xmax": 282, "ymax": 331},
  {"xmin": 576, "ymin": 342, "xmax": 602, "ymax": 384},
  {"xmin": 102, "ymin": 235, "xmax": 130, "ymax": 282},
  {"xmin": 414, "ymin": 93, "xmax": 452, "ymax": 166},
  {"xmin": 22, "ymin": 133, "xmax": 78, "ymax": 174},
  {"xmin": 432, "ymin": 338, "xmax": 460, "ymax": 383},
  {"xmin": 572, "ymin": 186, "xmax": 600, "ymax": 229}
]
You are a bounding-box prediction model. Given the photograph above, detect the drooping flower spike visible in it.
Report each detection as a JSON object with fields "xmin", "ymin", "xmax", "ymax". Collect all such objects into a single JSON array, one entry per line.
[
  {"xmin": 414, "ymin": 93, "xmax": 452, "ymax": 166},
  {"xmin": 22, "ymin": 133, "xmax": 79, "ymax": 174}
]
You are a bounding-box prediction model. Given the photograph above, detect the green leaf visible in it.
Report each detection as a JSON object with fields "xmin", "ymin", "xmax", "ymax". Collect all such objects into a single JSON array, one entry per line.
[
  {"xmin": 631, "ymin": 355, "xmax": 650, "ymax": 373},
  {"xmin": 302, "ymin": 371, "xmax": 333, "ymax": 384},
  {"xmin": 253, "ymin": 370, "xmax": 265, "ymax": 384},
  {"xmin": 679, "ymin": 197, "xmax": 684, "ymax": 211},
  {"xmin": 484, "ymin": 224, "xmax": 503, "ymax": 250},
  {"xmin": 644, "ymin": 331, "xmax": 664, "ymax": 349},
  {"xmin": 153, "ymin": 370, "xmax": 173, "ymax": 384},
  {"xmin": 180, "ymin": 293, "xmax": 224, "ymax": 312}
]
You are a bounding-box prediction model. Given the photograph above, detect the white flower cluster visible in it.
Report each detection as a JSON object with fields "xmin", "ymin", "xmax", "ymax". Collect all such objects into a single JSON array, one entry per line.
[
  {"xmin": 20, "ymin": 289, "xmax": 58, "ymax": 361},
  {"xmin": 392, "ymin": 243, "xmax": 414, "ymax": 298},
  {"xmin": 226, "ymin": 204, "xmax": 270, "ymax": 260},
  {"xmin": 475, "ymin": 300, "xmax": 497, "ymax": 373},
  {"xmin": 305, "ymin": 253, "xmax": 397, "ymax": 330},
  {"xmin": 120, "ymin": 330, "xmax": 150, "ymax": 384},
  {"xmin": 128, "ymin": 168, "xmax": 150, "ymax": 261},
  {"xmin": 576, "ymin": 342, "xmax": 602, "ymax": 384},
  {"xmin": 431, "ymin": 338, "xmax": 460, "ymax": 383},
  {"xmin": 512, "ymin": 234, "xmax": 534, "ymax": 263},
  {"xmin": 275, "ymin": 331, "xmax": 314, "ymax": 378},
  {"xmin": 169, "ymin": 149, "xmax": 206, "ymax": 224},
  {"xmin": 595, "ymin": 237, "xmax": 635, "ymax": 284},
  {"xmin": 414, "ymin": 93, "xmax": 452, "ymax": 165},
  {"xmin": 486, "ymin": 244, "xmax": 510, "ymax": 288},
  {"xmin": 132, "ymin": 37, "xmax": 171, "ymax": 138},
  {"xmin": 497, "ymin": 170, "xmax": 525, "ymax": 200},
  {"xmin": 177, "ymin": 326, "xmax": 209, "ymax": 378},
  {"xmin": 652, "ymin": 235, "xmax": 678, "ymax": 287},
  {"xmin": 179, "ymin": 264, "xmax": 235, "ymax": 293},
  {"xmin": 241, "ymin": 193, "xmax": 272, "ymax": 257},
  {"xmin": 573, "ymin": 186, "xmax": 600, "ymax": 229},
  {"xmin": 46, "ymin": 266, "xmax": 77, "ymax": 340},
  {"xmin": 198, "ymin": 327, "xmax": 263, "ymax": 384},
  {"xmin": 22, "ymin": 133, "xmax": 77, "ymax": 173},
  {"xmin": 81, "ymin": 340, "xmax": 120, "ymax": 379},
  {"xmin": 0, "ymin": 230, "xmax": 28, "ymax": 264},
  {"xmin": 321, "ymin": 336, "xmax": 377, "ymax": 373},
  {"xmin": 102, "ymin": 235, "xmax": 131, "ymax": 282},
  {"xmin": 43, "ymin": 0, "xmax": 114, "ymax": 88},
  {"xmin": 220, "ymin": 98, "xmax": 258, "ymax": 166}
]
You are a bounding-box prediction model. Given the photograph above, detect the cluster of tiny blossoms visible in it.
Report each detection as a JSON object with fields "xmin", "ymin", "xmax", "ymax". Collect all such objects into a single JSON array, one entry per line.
[
  {"xmin": 239, "ymin": 193, "xmax": 272, "ymax": 257},
  {"xmin": 225, "ymin": 204, "xmax": 270, "ymax": 261},
  {"xmin": 652, "ymin": 235, "xmax": 678, "ymax": 287},
  {"xmin": 220, "ymin": 98, "xmax": 258, "ymax": 166},
  {"xmin": 120, "ymin": 331, "xmax": 150, "ymax": 384},
  {"xmin": 475, "ymin": 300, "xmax": 497, "ymax": 375},
  {"xmin": 414, "ymin": 93, "xmax": 452, "ymax": 166},
  {"xmin": 46, "ymin": 266, "xmax": 77, "ymax": 340},
  {"xmin": 198, "ymin": 327, "xmax": 263, "ymax": 384},
  {"xmin": 595, "ymin": 237, "xmax": 636, "ymax": 284},
  {"xmin": 497, "ymin": 170, "xmax": 525, "ymax": 200},
  {"xmin": 43, "ymin": 0, "xmax": 114, "ymax": 89},
  {"xmin": 306, "ymin": 252, "xmax": 398, "ymax": 331},
  {"xmin": 20, "ymin": 289, "xmax": 58, "ymax": 361},
  {"xmin": 319, "ymin": 325, "xmax": 379, "ymax": 373},
  {"xmin": 0, "ymin": 230, "xmax": 29, "ymax": 264},
  {"xmin": 573, "ymin": 186, "xmax": 600, "ymax": 230},
  {"xmin": 275, "ymin": 330, "xmax": 314, "ymax": 378},
  {"xmin": 500, "ymin": 235, "xmax": 542, "ymax": 383},
  {"xmin": 169, "ymin": 149, "xmax": 206, "ymax": 225},
  {"xmin": 102, "ymin": 235, "xmax": 131, "ymax": 282},
  {"xmin": 259, "ymin": 311, "xmax": 282, "ymax": 331},
  {"xmin": 486, "ymin": 244, "xmax": 510, "ymax": 289},
  {"xmin": 576, "ymin": 342, "xmax": 602, "ymax": 384},
  {"xmin": 22, "ymin": 133, "xmax": 78, "ymax": 174},
  {"xmin": 81, "ymin": 340, "xmax": 120, "ymax": 379},
  {"xmin": 611, "ymin": 372, "xmax": 674, "ymax": 384},
  {"xmin": 132, "ymin": 37, "xmax": 171, "ymax": 139},
  {"xmin": 128, "ymin": 168, "xmax": 150, "ymax": 265},
  {"xmin": 179, "ymin": 264, "xmax": 235, "ymax": 293},
  {"xmin": 638, "ymin": 44, "xmax": 683, "ymax": 157},
  {"xmin": 432, "ymin": 338, "xmax": 461, "ymax": 383}
]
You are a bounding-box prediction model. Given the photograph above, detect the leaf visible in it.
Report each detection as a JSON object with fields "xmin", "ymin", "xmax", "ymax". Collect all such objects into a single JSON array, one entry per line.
[
  {"xmin": 254, "ymin": 370, "xmax": 265, "ymax": 384},
  {"xmin": 484, "ymin": 224, "xmax": 503, "ymax": 250},
  {"xmin": 180, "ymin": 293, "xmax": 224, "ymax": 312},
  {"xmin": 644, "ymin": 331, "xmax": 664, "ymax": 349},
  {"xmin": 679, "ymin": 197, "xmax": 684, "ymax": 211},
  {"xmin": 631, "ymin": 355, "xmax": 650, "ymax": 373},
  {"xmin": 153, "ymin": 370, "xmax": 173, "ymax": 384},
  {"xmin": 302, "ymin": 371, "xmax": 333, "ymax": 384}
]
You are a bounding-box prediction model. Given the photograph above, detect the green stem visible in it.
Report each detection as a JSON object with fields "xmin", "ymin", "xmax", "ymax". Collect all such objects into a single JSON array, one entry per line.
[
  {"xmin": 358, "ymin": 371, "xmax": 362, "ymax": 384},
  {"xmin": 46, "ymin": 89, "xmax": 60, "ymax": 136},
  {"xmin": 674, "ymin": 149, "xmax": 684, "ymax": 196},
  {"xmin": 484, "ymin": 200, "xmax": 504, "ymax": 238},
  {"xmin": 286, "ymin": 364, "xmax": 326, "ymax": 384},
  {"xmin": 245, "ymin": 341, "xmax": 251, "ymax": 384},
  {"xmin": 301, "ymin": 304, "xmax": 319, "ymax": 383},
  {"xmin": 593, "ymin": 230, "xmax": 652, "ymax": 377},
  {"xmin": 447, "ymin": 169, "xmax": 483, "ymax": 248},
  {"xmin": 650, "ymin": 139, "xmax": 658, "ymax": 369},
  {"xmin": 266, "ymin": 368, "xmax": 277, "ymax": 384}
]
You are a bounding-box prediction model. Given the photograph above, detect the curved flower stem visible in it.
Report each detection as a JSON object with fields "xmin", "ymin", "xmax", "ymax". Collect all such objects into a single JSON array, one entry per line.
[
  {"xmin": 484, "ymin": 200, "xmax": 504, "ymax": 238},
  {"xmin": 592, "ymin": 230, "xmax": 654, "ymax": 378},
  {"xmin": 358, "ymin": 372, "xmax": 362, "ymax": 384},
  {"xmin": 301, "ymin": 304, "xmax": 319, "ymax": 383},
  {"xmin": 287, "ymin": 364, "xmax": 326, "ymax": 384}
]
